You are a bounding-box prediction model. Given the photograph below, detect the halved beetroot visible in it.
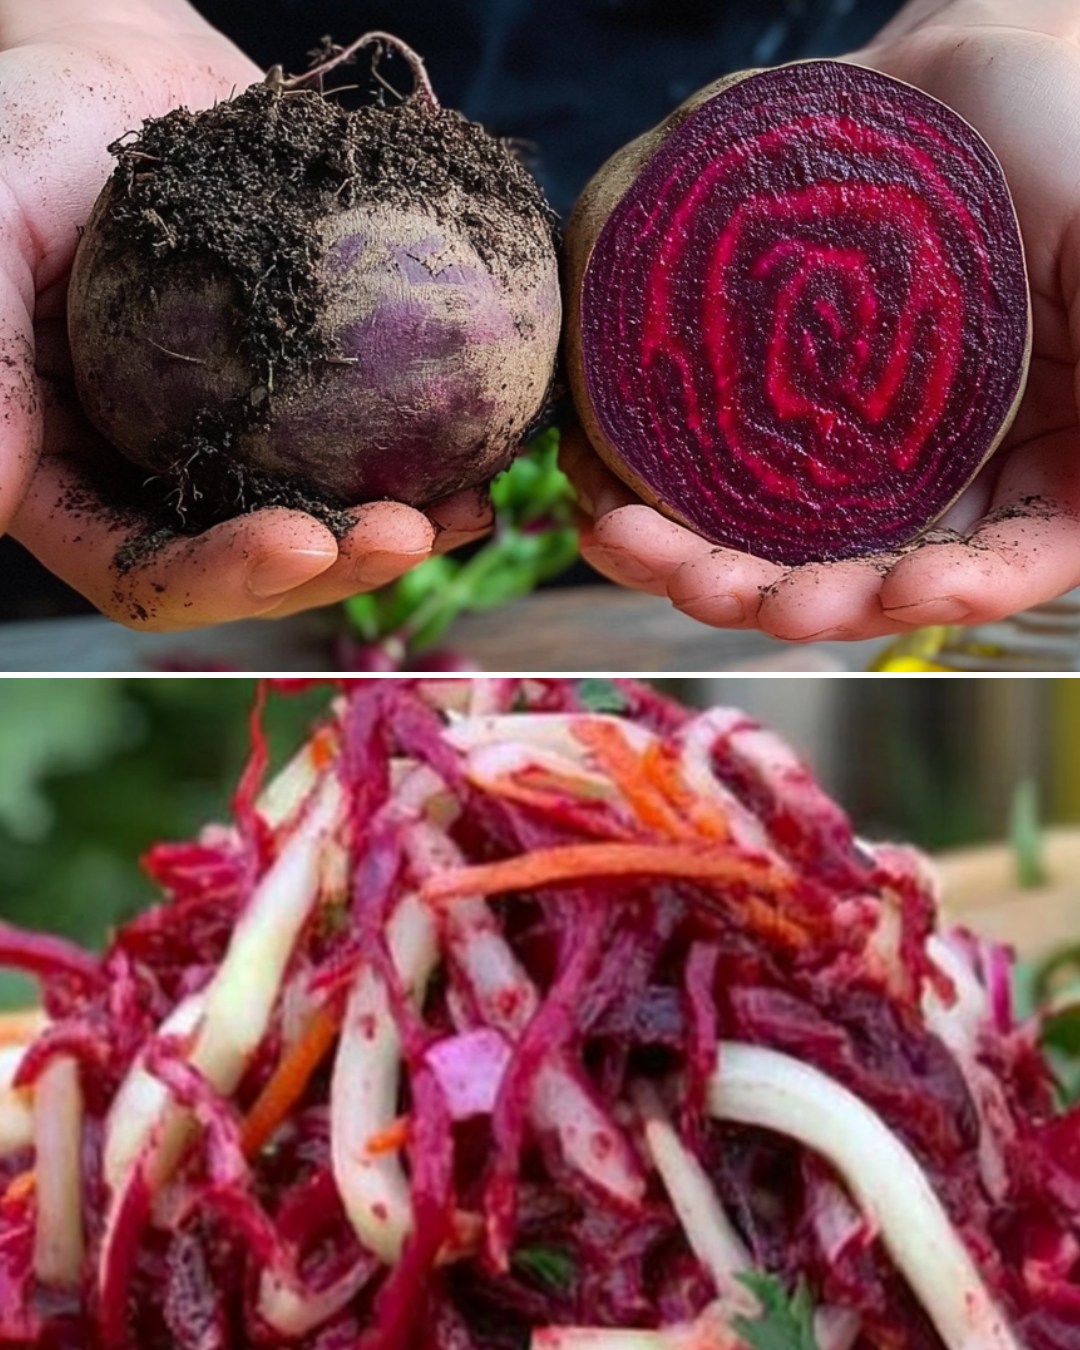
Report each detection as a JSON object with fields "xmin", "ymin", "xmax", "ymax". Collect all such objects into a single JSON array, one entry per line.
[{"xmin": 565, "ymin": 60, "xmax": 1031, "ymax": 565}]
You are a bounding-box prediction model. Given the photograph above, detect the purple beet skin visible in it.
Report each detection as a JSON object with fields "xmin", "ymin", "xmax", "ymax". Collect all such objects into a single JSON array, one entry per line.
[
  {"xmin": 566, "ymin": 60, "xmax": 1031, "ymax": 565},
  {"xmin": 66, "ymin": 34, "xmax": 561, "ymax": 521}
]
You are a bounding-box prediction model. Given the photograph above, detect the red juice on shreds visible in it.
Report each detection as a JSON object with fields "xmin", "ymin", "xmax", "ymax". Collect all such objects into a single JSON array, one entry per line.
[
  {"xmin": 567, "ymin": 61, "xmax": 1031, "ymax": 565},
  {"xmin": 0, "ymin": 677, "xmax": 1074, "ymax": 1350}
]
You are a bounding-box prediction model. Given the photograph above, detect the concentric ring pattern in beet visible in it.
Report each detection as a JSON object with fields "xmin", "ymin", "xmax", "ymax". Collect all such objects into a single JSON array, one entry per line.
[{"xmin": 578, "ymin": 60, "xmax": 1030, "ymax": 565}]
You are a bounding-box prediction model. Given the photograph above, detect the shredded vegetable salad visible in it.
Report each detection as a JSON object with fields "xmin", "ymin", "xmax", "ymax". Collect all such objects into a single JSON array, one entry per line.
[{"xmin": 0, "ymin": 677, "xmax": 1078, "ymax": 1350}]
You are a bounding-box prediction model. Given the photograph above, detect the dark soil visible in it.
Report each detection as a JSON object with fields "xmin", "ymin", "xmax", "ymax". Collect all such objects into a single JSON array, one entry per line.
[{"xmin": 83, "ymin": 68, "xmax": 557, "ymax": 564}]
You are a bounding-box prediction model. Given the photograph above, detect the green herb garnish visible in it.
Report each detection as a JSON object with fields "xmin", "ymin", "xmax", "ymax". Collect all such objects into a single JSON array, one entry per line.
[
  {"xmin": 577, "ymin": 678, "xmax": 628, "ymax": 715},
  {"xmin": 732, "ymin": 1273, "xmax": 820, "ymax": 1350},
  {"xmin": 512, "ymin": 1244, "xmax": 575, "ymax": 1290}
]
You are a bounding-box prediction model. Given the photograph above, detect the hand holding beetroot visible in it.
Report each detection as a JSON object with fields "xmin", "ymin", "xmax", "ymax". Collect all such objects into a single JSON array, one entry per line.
[
  {"xmin": 0, "ymin": 1, "xmax": 504, "ymax": 629},
  {"xmin": 564, "ymin": 0, "xmax": 1080, "ymax": 641}
]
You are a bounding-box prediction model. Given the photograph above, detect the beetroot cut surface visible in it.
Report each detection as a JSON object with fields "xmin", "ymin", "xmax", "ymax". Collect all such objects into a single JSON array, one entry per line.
[{"xmin": 571, "ymin": 60, "xmax": 1031, "ymax": 565}]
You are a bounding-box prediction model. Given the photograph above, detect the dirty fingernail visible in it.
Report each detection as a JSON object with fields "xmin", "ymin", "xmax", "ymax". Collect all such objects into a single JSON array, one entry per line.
[
  {"xmin": 248, "ymin": 549, "xmax": 335, "ymax": 598},
  {"xmin": 884, "ymin": 596, "xmax": 971, "ymax": 625}
]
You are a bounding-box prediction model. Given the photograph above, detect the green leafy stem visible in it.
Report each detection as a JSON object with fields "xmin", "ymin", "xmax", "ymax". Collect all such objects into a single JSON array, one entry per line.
[{"xmin": 343, "ymin": 429, "xmax": 578, "ymax": 663}]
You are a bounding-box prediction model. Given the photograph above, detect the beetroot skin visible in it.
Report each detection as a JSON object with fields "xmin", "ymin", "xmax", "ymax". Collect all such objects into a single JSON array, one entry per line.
[
  {"xmin": 565, "ymin": 60, "xmax": 1031, "ymax": 565},
  {"xmin": 68, "ymin": 36, "xmax": 560, "ymax": 522}
]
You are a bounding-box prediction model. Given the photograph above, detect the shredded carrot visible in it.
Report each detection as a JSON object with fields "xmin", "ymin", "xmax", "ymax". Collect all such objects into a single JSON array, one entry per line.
[
  {"xmin": 574, "ymin": 723, "xmax": 694, "ymax": 840},
  {"xmin": 642, "ymin": 741, "xmax": 731, "ymax": 843},
  {"xmin": 437, "ymin": 1209, "xmax": 485, "ymax": 1266},
  {"xmin": 481, "ymin": 775, "xmax": 583, "ymax": 815},
  {"xmin": 2, "ymin": 1170, "xmax": 35, "ymax": 1206},
  {"xmin": 363, "ymin": 1115, "xmax": 410, "ymax": 1157},
  {"xmin": 309, "ymin": 725, "xmax": 338, "ymax": 773},
  {"xmin": 241, "ymin": 1004, "xmax": 341, "ymax": 1157},
  {"xmin": 423, "ymin": 842, "xmax": 792, "ymax": 904},
  {"xmin": 0, "ymin": 1010, "xmax": 46, "ymax": 1048},
  {"xmin": 740, "ymin": 896, "xmax": 815, "ymax": 950}
]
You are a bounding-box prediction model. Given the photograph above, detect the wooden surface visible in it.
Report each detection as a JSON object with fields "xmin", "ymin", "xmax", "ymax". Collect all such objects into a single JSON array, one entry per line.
[
  {"xmin": 937, "ymin": 828, "xmax": 1080, "ymax": 958},
  {"xmin": 0, "ymin": 586, "xmax": 890, "ymax": 673}
]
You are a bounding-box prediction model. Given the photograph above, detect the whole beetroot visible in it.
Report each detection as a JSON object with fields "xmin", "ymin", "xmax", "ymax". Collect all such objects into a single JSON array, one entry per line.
[{"xmin": 67, "ymin": 34, "xmax": 561, "ymax": 525}]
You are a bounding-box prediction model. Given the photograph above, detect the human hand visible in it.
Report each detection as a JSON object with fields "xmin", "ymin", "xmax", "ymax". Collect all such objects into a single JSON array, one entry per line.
[
  {"xmin": 0, "ymin": 0, "xmax": 492, "ymax": 630},
  {"xmin": 564, "ymin": 0, "xmax": 1080, "ymax": 641}
]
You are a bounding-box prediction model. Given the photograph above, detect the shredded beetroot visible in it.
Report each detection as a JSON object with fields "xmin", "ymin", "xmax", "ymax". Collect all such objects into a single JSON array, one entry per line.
[{"xmin": 0, "ymin": 678, "xmax": 1076, "ymax": 1350}]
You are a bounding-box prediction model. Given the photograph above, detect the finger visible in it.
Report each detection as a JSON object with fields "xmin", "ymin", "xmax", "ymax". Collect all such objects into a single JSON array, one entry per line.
[
  {"xmin": 881, "ymin": 431, "xmax": 1080, "ymax": 625},
  {"xmin": 254, "ymin": 500, "xmax": 438, "ymax": 620},
  {"xmin": 665, "ymin": 547, "xmax": 784, "ymax": 627},
  {"xmin": 558, "ymin": 427, "xmax": 638, "ymax": 518},
  {"xmin": 428, "ymin": 486, "xmax": 494, "ymax": 555},
  {"xmin": 581, "ymin": 504, "xmax": 716, "ymax": 596},
  {"xmin": 0, "ymin": 268, "xmax": 43, "ymax": 532},
  {"xmin": 10, "ymin": 454, "xmax": 339, "ymax": 631},
  {"xmin": 757, "ymin": 559, "xmax": 909, "ymax": 641}
]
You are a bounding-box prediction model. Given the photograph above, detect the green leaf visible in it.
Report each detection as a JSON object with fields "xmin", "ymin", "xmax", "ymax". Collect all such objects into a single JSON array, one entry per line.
[
  {"xmin": 343, "ymin": 593, "xmax": 381, "ymax": 642},
  {"xmin": 512, "ymin": 1245, "xmax": 575, "ymax": 1290},
  {"xmin": 1010, "ymin": 778, "xmax": 1048, "ymax": 890},
  {"xmin": 0, "ymin": 681, "xmax": 136, "ymax": 841},
  {"xmin": 732, "ymin": 1274, "xmax": 820, "ymax": 1350},
  {"xmin": 578, "ymin": 678, "xmax": 628, "ymax": 715},
  {"xmin": 342, "ymin": 427, "xmax": 578, "ymax": 654}
]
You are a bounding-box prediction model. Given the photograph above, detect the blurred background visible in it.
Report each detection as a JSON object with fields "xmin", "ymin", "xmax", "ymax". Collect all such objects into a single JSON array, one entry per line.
[{"xmin": 0, "ymin": 676, "xmax": 1074, "ymax": 954}]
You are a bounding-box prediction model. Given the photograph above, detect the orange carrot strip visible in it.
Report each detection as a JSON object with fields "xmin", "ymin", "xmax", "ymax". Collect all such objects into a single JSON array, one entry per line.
[
  {"xmin": 423, "ymin": 842, "xmax": 791, "ymax": 904},
  {"xmin": 740, "ymin": 896, "xmax": 815, "ymax": 950},
  {"xmin": 309, "ymin": 726, "xmax": 338, "ymax": 773},
  {"xmin": 642, "ymin": 742, "xmax": 731, "ymax": 843},
  {"xmin": 241, "ymin": 1005, "xmax": 341, "ymax": 1157},
  {"xmin": 3, "ymin": 1170, "xmax": 35, "ymax": 1206},
  {"xmin": 363, "ymin": 1116, "xmax": 410, "ymax": 1157},
  {"xmin": 574, "ymin": 723, "xmax": 692, "ymax": 840}
]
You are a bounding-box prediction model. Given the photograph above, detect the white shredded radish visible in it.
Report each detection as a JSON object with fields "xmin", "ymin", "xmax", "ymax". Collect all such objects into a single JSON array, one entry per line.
[
  {"xmin": 809, "ymin": 1175, "xmax": 873, "ymax": 1266},
  {"xmin": 258, "ymin": 739, "xmax": 322, "ymax": 829},
  {"xmin": 32, "ymin": 1057, "xmax": 84, "ymax": 1289},
  {"xmin": 101, "ymin": 774, "xmax": 343, "ymax": 1298},
  {"xmin": 425, "ymin": 1028, "xmax": 512, "ymax": 1120},
  {"xmin": 194, "ymin": 774, "xmax": 342, "ymax": 1087},
  {"xmin": 634, "ymin": 1081, "xmax": 863, "ymax": 1348},
  {"xmin": 465, "ymin": 742, "xmax": 616, "ymax": 802},
  {"xmin": 0, "ymin": 1045, "xmax": 33, "ymax": 1157},
  {"xmin": 103, "ymin": 994, "xmax": 205, "ymax": 1195},
  {"xmin": 707, "ymin": 1043, "xmax": 1024, "ymax": 1350},
  {"xmin": 256, "ymin": 1259, "xmax": 372, "ymax": 1338},
  {"xmin": 815, "ymin": 1307, "xmax": 863, "ymax": 1350},
  {"xmin": 417, "ymin": 822, "xmax": 644, "ymax": 1209},
  {"xmin": 631, "ymin": 1082, "xmax": 751, "ymax": 1304},
  {"xmin": 467, "ymin": 678, "xmax": 515, "ymax": 716},
  {"xmin": 924, "ymin": 936, "xmax": 1013, "ymax": 1200},
  {"xmin": 331, "ymin": 886, "xmax": 439, "ymax": 1264},
  {"xmin": 529, "ymin": 1066, "xmax": 644, "ymax": 1207},
  {"xmin": 445, "ymin": 713, "xmax": 653, "ymax": 762},
  {"xmin": 677, "ymin": 712, "xmax": 779, "ymax": 857}
]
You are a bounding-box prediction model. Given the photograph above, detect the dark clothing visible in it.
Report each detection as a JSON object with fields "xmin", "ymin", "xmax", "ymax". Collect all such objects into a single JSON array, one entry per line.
[
  {"xmin": 198, "ymin": 0, "xmax": 902, "ymax": 217},
  {"xmin": 1, "ymin": 0, "xmax": 904, "ymax": 619}
]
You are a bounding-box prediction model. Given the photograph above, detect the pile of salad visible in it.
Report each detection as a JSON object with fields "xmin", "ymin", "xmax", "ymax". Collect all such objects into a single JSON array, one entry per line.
[{"xmin": 0, "ymin": 677, "xmax": 1077, "ymax": 1350}]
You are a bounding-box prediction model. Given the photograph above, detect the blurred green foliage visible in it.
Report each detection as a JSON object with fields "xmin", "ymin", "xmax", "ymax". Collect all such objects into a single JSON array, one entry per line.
[
  {"xmin": 0, "ymin": 679, "xmax": 325, "ymax": 953},
  {"xmin": 345, "ymin": 429, "xmax": 578, "ymax": 657}
]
